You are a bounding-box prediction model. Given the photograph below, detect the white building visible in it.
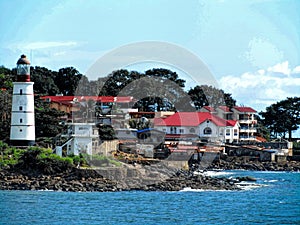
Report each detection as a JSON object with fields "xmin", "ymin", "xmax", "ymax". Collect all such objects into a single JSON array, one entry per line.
[
  {"xmin": 55, "ymin": 123, "xmax": 98, "ymax": 156},
  {"xmin": 216, "ymin": 106, "xmax": 257, "ymax": 142},
  {"xmin": 10, "ymin": 55, "xmax": 35, "ymax": 146},
  {"xmin": 154, "ymin": 112, "xmax": 239, "ymax": 143}
]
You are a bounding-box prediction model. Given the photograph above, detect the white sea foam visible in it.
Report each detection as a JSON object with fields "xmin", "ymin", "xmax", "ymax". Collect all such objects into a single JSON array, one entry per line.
[
  {"xmin": 194, "ymin": 170, "xmax": 234, "ymax": 177},
  {"xmin": 236, "ymin": 182, "xmax": 268, "ymax": 191},
  {"xmin": 266, "ymin": 179, "xmax": 278, "ymax": 183},
  {"xmin": 179, "ymin": 187, "xmax": 230, "ymax": 192}
]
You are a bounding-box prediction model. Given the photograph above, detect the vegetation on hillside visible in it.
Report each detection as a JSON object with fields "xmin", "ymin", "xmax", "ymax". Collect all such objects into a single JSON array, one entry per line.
[
  {"xmin": 0, "ymin": 141, "xmax": 121, "ymax": 172},
  {"xmin": 0, "ymin": 63, "xmax": 299, "ymax": 143}
]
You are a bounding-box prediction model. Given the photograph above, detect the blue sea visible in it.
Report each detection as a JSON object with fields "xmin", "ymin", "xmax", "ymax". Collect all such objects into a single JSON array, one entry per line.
[{"xmin": 0, "ymin": 171, "xmax": 299, "ymax": 225}]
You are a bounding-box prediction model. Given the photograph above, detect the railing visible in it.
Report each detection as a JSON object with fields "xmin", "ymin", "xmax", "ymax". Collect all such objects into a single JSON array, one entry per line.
[
  {"xmin": 239, "ymin": 136, "xmax": 256, "ymax": 141},
  {"xmin": 239, "ymin": 119, "xmax": 257, "ymax": 124},
  {"xmin": 240, "ymin": 128, "xmax": 257, "ymax": 133}
]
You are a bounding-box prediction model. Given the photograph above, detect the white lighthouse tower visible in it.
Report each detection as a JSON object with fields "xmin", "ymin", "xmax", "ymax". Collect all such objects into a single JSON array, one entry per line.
[{"xmin": 10, "ymin": 55, "xmax": 35, "ymax": 146}]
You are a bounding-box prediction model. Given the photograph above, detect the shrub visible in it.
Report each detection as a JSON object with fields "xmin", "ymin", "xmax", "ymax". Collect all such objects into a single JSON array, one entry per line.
[
  {"xmin": 72, "ymin": 155, "xmax": 81, "ymax": 165},
  {"xmin": 63, "ymin": 157, "xmax": 73, "ymax": 165}
]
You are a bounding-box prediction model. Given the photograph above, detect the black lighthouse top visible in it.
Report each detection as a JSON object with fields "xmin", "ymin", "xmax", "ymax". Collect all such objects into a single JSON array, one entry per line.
[{"xmin": 16, "ymin": 54, "xmax": 31, "ymax": 82}]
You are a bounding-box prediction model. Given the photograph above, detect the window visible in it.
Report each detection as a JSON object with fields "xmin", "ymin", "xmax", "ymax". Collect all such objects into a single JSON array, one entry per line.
[
  {"xmin": 79, "ymin": 127, "xmax": 89, "ymax": 130},
  {"xmin": 20, "ymin": 89, "xmax": 23, "ymax": 95},
  {"xmin": 19, "ymin": 129, "xmax": 23, "ymax": 132},
  {"xmin": 226, "ymin": 129, "xmax": 230, "ymax": 136},
  {"xmin": 189, "ymin": 128, "xmax": 195, "ymax": 133},
  {"xmin": 179, "ymin": 129, "xmax": 184, "ymax": 134},
  {"xmin": 204, "ymin": 127, "xmax": 212, "ymax": 135},
  {"xmin": 20, "ymin": 118, "xmax": 23, "ymax": 123},
  {"xmin": 234, "ymin": 129, "xmax": 238, "ymax": 136},
  {"xmin": 19, "ymin": 106, "xmax": 23, "ymax": 111},
  {"xmin": 170, "ymin": 127, "xmax": 177, "ymax": 134}
]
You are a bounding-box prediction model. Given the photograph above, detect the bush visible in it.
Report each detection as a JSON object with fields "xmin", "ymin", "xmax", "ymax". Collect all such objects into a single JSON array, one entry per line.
[
  {"xmin": 0, "ymin": 143, "xmax": 26, "ymax": 168},
  {"xmin": 63, "ymin": 157, "xmax": 73, "ymax": 165},
  {"xmin": 72, "ymin": 155, "xmax": 81, "ymax": 165}
]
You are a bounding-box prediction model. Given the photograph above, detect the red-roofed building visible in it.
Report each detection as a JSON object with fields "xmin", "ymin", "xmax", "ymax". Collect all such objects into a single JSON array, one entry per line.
[
  {"xmin": 233, "ymin": 106, "xmax": 257, "ymax": 113},
  {"xmin": 154, "ymin": 112, "xmax": 239, "ymax": 143},
  {"xmin": 232, "ymin": 106, "xmax": 257, "ymax": 142},
  {"xmin": 216, "ymin": 106, "xmax": 233, "ymax": 120},
  {"xmin": 41, "ymin": 95, "xmax": 136, "ymax": 115},
  {"xmin": 200, "ymin": 106, "xmax": 217, "ymax": 113},
  {"xmin": 215, "ymin": 105, "xmax": 258, "ymax": 142}
]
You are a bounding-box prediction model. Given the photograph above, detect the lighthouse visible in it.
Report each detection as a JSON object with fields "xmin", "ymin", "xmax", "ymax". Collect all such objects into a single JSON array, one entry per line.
[{"xmin": 10, "ymin": 55, "xmax": 35, "ymax": 146}]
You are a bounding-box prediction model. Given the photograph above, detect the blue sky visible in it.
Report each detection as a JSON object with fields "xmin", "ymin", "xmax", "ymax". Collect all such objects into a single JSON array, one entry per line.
[{"xmin": 1, "ymin": 0, "xmax": 299, "ymax": 116}]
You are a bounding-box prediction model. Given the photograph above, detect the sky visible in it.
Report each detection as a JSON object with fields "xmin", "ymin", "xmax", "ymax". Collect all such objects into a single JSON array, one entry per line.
[{"xmin": 1, "ymin": 1, "xmax": 299, "ymax": 116}]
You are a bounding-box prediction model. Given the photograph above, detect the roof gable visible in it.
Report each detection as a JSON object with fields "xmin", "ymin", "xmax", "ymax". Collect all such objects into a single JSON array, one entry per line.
[
  {"xmin": 218, "ymin": 106, "xmax": 231, "ymax": 112},
  {"xmin": 154, "ymin": 112, "xmax": 231, "ymax": 127},
  {"xmin": 226, "ymin": 120, "xmax": 238, "ymax": 127},
  {"xmin": 202, "ymin": 106, "xmax": 216, "ymax": 112},
  {"xmin": 233, "ymin": 106, "xmax": 256, "ymax": 113}
]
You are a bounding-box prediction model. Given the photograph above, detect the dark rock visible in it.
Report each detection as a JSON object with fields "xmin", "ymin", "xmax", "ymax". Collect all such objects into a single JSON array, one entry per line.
[{"xmin": 236, "ymin": 176, "xmax": 257, "ymax": 182}]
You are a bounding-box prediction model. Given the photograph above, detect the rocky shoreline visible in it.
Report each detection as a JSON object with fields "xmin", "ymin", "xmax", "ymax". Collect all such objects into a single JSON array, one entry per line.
[
  {"xmin": 1, "ymin": 156, "xmax": 299, "ymax": 192},
  {"xmin": 0, "ymin": 161, "xmax": 244, "ymax": 192},
  {"xmin": 205, "ymin": 155, "xmax": 300, "ymax": 171},
  {"xmin": 0, "ymin": 168, "xmax": 242, "ymax": 192}
]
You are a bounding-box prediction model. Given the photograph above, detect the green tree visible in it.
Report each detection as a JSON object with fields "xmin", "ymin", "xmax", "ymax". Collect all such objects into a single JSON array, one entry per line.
[
  {"xmin": 145, "ymin": 68, "xmax": 185, "ymax": 88},
  {"xmin": 0, "ymin": 66, "xmax": 13, "ymax": 90},
  {"xmin": 31, "ymin": 66, "xmax": 59, "ymax": 95},
  {"xmin": 99, "ymin": 69, "xmax": 137, "ymax": 96},
  {"xmin": 260, "ymin": 97, "xmax": 300, "ymax": 140},
  {"xmin": 100, "ymin": 68, "xmax": 190, "ymax": 112},
  {"xmin": 55, "ymin": 67, "xmax": 82, "ymax": 95},
  {"xmin": 98, "ymin": 125, "xmax": 116, "ymax": 140},
  {"xmin": 0, "ymin": 89, "xmax": 11, "ymax": 143},
  {"xmin": 255, "ymin": 115, "xmax": 271, "ymax": 141},
  {"xmin": 188, "ymin": 85, "xmax": 236, "ymax": 110},
  {"xmin": 35, "ymin": 98, "xmax": 65, "ymax": 138}
]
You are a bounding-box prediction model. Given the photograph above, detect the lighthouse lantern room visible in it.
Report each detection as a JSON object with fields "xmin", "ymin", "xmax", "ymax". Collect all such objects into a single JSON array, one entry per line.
[{"xmin": 10, "ymin": 55, "xmax": 35, "ymax": 146}]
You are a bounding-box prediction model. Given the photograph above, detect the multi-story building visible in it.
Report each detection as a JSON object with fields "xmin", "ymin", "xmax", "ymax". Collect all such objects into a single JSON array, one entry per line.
[
  {"xmin": 232, "ymin": 106, "xmax": 257, "ymax": 142},
  {"xmin": 154, "ymin": 112, "xmax": 239, "ymax": 143},
  {"xmin": 216, "ymin": 106, "xmax": 257, "ymax": 142}
]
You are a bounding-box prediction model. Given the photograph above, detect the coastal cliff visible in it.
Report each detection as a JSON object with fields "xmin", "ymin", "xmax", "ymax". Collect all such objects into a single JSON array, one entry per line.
[
  {"xmin": 0, "ymin": 162, "xmax": 241, "ymax": 192},
  {"xmin": 1, "ymin": 148, "xmax": 299, "ymax": 192}
]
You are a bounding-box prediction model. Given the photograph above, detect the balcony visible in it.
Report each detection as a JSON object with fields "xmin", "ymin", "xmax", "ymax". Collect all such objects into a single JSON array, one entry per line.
[
  {"xmin": 240, "ymin": 128, "xmax": 257, "ymax": 133},
  {"xmin": 239, "ymin": 119, "xmax": 257, "ymax": 124},
  {"xmin": 239, "ymin": 135, "xmax": 256, "ymax": 141}
]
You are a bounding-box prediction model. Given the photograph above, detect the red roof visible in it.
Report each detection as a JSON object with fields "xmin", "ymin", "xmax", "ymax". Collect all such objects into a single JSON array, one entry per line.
[
  {"xmin": 226, "ymin": 120, "xmax": 238, "ymax": 126},
  {"xmin": 202, "ymin": 106, "xmax": 216, "ymax": 112},
  {"xmin": 233, "ymin": 106, "xmax": 256, "ymax": 113},
  {"xmin": 154, "ymin": 112, "xmax": 235, "ymax": 127},
  {"xmin": 218, "ymin": 106, "xmax": 231, "ymax": 112},
  {"xmin": 256, "ymin": 136, "xmax": 267, "ymax": 142},
  {"xmin": 41, "ymin": 96, "xmax": 135, "ymax": 103}
]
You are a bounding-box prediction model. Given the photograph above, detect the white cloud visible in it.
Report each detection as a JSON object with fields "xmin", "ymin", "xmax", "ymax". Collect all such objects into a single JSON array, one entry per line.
[
  {"xmin": 9, "ymin": 41, "xmax": 78, "ymax": 51},
  {"xmin": 23, "ymin": 41, "xmax": 77, "ymax": 50},
  {"xmin": 219, "ymin": 61, "xmax": 300, "ymax": 111},
  {"xmin": 267, "ymin": 61, "xmax": 291, "ymax": 75},
  {"xmin": 292, "ymin": 66, "xmax": 300, "ymax": 74}
]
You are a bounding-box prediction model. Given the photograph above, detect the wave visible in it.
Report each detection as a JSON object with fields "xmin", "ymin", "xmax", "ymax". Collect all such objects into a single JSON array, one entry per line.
[
  {"xmin": 179, "ymin": 187, "xmax": 231, "ymax": 192},
  {"xmin": 236, "ymin": 182, "xmax": 269, "ymax": 191},
  {"xmin": 193, "ymin": 170, "xmax": 234, "ymax": 177}
]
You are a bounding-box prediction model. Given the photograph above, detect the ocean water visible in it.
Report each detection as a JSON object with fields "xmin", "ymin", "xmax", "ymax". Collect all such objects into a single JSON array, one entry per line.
[{"xmin": 0, "ymin": 171, "xmax": 299, "ymax": 225}]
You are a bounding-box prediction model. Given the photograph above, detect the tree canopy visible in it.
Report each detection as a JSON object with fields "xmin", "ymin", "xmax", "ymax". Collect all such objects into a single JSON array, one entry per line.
[
  {"xmin": 188, "ymin": 85, "xmax": 236, "ymax": 109},
  {"xmin": 259, "ymin": 97, "xmax": 300, "ymax": 140}
]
